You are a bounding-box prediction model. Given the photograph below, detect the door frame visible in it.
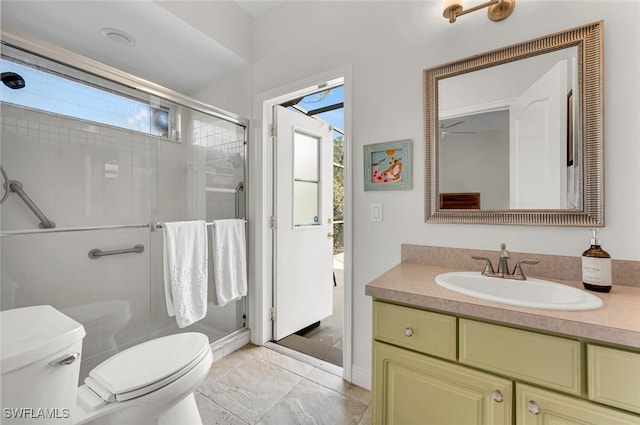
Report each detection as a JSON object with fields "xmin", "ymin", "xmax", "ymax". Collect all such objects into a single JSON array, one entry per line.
[{"xmin": 251, "ymin": 65, "xmax": 353, "ymax": 381}]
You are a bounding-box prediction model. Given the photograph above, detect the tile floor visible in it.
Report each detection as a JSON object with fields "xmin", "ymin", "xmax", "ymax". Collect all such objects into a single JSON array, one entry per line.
[{"xmin": 195, "ymin": 344, "xmax": 371, "ymax": 425}]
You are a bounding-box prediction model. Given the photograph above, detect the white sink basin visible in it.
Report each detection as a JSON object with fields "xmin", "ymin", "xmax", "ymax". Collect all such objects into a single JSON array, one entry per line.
[{"xmin": 435, "ymin": 272, "xmax": 603, "ymax": 311}]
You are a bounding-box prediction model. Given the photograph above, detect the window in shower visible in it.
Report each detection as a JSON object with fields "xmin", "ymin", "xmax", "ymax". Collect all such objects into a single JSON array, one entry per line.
[{"xmin": 0, "ymin": 58, "xmax": 170, "ymax": 137}]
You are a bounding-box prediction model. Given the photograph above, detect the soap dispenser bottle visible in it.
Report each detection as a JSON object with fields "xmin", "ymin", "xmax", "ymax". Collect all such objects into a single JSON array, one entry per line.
[{"xmin": 581, "ymin": 229, "xmax": 612, "ymax": 293}]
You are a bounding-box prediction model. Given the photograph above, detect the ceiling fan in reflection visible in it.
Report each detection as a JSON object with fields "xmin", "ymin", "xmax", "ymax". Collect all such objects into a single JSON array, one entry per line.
[{"xmin": 440, "ymin": 120, "xmax": 475, "ymax": 140}]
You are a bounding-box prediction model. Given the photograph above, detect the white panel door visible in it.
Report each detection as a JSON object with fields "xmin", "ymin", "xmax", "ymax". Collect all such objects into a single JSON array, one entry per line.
[
  {"xmin": 509, "ymin": 60, "xmax": 567, "ymax": 209},
  {"xmin": 273, "ymin": 105, "xmax": 334, "ymax": 340}
]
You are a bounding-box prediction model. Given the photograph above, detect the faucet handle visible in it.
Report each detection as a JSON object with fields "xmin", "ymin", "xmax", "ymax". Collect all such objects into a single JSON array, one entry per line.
[
  {"xmin": 500, "ymin": 243, "xmax": 510, "ymax": 258},
  {"xmin": 471, "ymin": 256, "xmax": 495, "ymax": 276},
  {"xmin": 512, "ymin": 259, "xmax": 540, "ymax": 280}
]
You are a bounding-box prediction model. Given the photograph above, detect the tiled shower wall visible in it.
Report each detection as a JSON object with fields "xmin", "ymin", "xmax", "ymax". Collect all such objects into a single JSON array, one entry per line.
[{"xmin": 1, "ymin": 101, "xmax": 247, "ymax": 379}]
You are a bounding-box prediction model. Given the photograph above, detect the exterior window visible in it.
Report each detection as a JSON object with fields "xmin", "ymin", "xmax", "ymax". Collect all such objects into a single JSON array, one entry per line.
[
  {"xmin": 1, "ymin": 58, "xmax": 169, "ymax": 137},
  {"xmin": 293, "ymin": 130, "xmax": 321, "ymax": 226}
]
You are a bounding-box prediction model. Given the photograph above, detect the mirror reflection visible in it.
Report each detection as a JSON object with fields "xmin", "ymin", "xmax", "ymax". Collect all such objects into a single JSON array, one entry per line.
[
  {"xmin": 424, "ymin": 21, "xmax": 604, "ymax": 226},
  {"xmin": 438, "ymin": 47, "xmax": 580, "ymax": 210}
]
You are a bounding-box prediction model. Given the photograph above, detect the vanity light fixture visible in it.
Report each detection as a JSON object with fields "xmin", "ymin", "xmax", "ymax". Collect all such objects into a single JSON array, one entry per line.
[{"xmin": 442, "ymin": 0, "xmax": 515, "ymax": 23}]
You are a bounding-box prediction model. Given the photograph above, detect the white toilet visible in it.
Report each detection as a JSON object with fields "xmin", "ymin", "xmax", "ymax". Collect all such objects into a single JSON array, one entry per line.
[{"xmin": 0, "ymin": 305, "xmax": 213, "ymax": 425}]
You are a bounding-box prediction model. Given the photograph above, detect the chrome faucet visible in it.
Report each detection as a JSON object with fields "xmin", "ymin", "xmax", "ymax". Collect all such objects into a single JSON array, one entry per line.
[{"xmin": 472, "ymin": 243, "xmax": 539, "ymax": 280}]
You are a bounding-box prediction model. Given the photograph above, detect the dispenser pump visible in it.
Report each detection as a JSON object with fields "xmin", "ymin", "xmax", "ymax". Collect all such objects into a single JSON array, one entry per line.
[{"xmin": 581, "ymin": 228, "xmax": 612, "ymax": 293}]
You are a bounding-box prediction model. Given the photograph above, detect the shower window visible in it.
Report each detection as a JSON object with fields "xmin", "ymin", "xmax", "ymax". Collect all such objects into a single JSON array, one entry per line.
[{"xmin": 0, "ymin": 58, "xmax": 170, "ymax": 137}]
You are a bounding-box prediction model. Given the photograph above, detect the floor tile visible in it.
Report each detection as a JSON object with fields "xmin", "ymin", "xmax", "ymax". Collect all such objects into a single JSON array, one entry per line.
[
  {"xmin": 196, "ymin": 344, "xmax": 371, "ymax": 425},
  {"xmin": 255, "ymin": 379, "xmax": 368, "ymax": 425},
  {"xmin": 199, "ymin": 357, "xmax": 302, "ymax": 424},
  {"xmin": 255, "ymin": 345, "xmax": 315, "ymax": 377},
  {"xmin": 194, "ymin": 392, "xmax": 249, "ymax": 425},
  {"xmin": 304, "ymin": 367, "xmax": 371, "ymax": 406}
]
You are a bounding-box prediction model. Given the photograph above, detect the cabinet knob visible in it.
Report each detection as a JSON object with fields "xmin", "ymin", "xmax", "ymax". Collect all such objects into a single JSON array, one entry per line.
[
  {"xmin": 491, "ymin": 390, "xmax": 504, "ymax": 403},
  {"xmin": 527, "ymin": 400, "xmax": 541, "ymax": 415},
  {"xmin": 327, "ymin": 232, "xmax": 334, "ymax": 239},
  {"xmin": 403, "ymin": 327, "xmax": 414, "ymax": 337}
]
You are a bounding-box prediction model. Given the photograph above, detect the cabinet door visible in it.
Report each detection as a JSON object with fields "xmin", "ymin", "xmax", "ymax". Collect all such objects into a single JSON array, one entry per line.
[
  {"xmin": 373, "ymin": 341, "xmax": 512, "ymax": 425},
  {"xmin": 517, "ymin": 384, "xmax": 640, "ymax": 425}
]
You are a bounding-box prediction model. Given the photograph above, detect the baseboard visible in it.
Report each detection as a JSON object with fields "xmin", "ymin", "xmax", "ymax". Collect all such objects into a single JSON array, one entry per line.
[{"xmin": 350, "ymin": 364, "xmax": 371, "ymax": 391}]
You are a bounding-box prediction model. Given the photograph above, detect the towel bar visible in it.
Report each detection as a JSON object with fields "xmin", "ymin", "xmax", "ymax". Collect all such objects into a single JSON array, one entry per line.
[{"xmin": 150, "ymin": 219, "xmax": 246, "ymax": 232}]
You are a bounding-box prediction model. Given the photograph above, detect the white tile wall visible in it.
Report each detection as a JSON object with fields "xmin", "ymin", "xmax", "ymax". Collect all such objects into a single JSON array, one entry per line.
[{"xmin": 1, "ymin": 100, "xmax": 247, "ymax": 378}]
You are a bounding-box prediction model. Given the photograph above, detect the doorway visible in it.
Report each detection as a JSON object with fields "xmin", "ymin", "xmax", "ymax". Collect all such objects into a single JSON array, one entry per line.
[{"xmin": 268, "ymin": 81, "xmax": 346, "ymax": 369}]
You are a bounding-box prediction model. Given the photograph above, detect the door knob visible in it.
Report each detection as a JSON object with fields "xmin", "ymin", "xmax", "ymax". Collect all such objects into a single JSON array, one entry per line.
[{"xmin": 327, "ymin": 232, "xmax": 334, "ymax": 239}]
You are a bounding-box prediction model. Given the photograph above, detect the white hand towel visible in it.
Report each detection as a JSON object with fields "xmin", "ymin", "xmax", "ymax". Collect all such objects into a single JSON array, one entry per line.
[
  {"xmin": 163, "ymin": 220, "xmax": 208, "ymax": 328},
  {"xmin": 212, "ymin": 219, "xmax": 247, "ymax": 307}
]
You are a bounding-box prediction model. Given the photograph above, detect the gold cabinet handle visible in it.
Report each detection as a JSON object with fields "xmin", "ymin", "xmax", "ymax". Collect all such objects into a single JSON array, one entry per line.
[{"xmin": 403, "ymin": 327, "xmax": 414, "ymax": 337}]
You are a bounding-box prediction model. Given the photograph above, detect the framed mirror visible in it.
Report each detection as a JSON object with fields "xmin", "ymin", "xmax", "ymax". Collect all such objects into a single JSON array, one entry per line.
[{"xmin": 424, "ymin": 21, "xmax": 603, "ymax": 226}]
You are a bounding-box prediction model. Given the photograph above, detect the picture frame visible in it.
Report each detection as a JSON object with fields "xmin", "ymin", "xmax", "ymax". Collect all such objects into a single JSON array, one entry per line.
[{"xmin": 364, "ymin": 139, "xmax": 412, "ymax": 191}]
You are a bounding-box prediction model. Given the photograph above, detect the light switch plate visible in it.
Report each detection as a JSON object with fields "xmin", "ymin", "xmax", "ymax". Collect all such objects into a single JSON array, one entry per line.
[{"xmin": 371, "ymin": 203, "xmax": 383, "ymax": 222}]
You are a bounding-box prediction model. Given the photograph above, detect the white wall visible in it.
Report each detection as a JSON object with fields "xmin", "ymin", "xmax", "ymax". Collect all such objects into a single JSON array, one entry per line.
[
  {"xmin": 440, "ymin": 129, "xmax": 509, "ymax": 209},
  {"xmin": 197, "ymin": 1, "xmax": 640, "ymax": 387}
]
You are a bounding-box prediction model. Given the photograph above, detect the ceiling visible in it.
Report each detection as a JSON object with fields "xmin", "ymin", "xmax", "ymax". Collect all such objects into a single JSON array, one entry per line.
[{"xmin": 1, "ymin": 1, "xmax": 281, "ymax": 95}]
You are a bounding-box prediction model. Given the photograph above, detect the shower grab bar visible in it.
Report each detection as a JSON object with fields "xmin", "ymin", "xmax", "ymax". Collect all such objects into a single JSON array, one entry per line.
[
  {"xmin": 7, "ymin": 180, "xmax": 55, "ymax": 229},
  {"xmin": 88, "ymin": 244, "xmax": 144, "ymax": 260}
]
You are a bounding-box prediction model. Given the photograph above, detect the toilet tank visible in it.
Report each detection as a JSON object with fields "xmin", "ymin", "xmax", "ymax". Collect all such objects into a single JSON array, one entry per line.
[{"xmin": 1, "ymin": 305, "xmax": 86, "ymax": 424}]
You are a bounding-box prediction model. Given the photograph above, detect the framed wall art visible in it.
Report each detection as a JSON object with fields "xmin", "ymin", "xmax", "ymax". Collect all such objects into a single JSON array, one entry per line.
[{"xmin": 364, "ymin": 139, "xmax": 412, "ymax": 191}]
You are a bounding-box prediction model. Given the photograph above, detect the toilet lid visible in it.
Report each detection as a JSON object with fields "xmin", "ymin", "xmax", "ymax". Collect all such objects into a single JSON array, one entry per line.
[{"xmin": 86, "ymin": 332, "xmax": 209, "ymax": 402}]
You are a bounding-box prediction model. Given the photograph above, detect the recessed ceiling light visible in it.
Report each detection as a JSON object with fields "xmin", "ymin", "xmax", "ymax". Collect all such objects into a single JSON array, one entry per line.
[{"xmin": 100, "ymin": 28, "xmax": 136, "ymax": 47}]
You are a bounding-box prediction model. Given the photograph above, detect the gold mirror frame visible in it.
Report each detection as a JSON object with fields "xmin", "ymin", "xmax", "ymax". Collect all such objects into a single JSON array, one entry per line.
[{"xmin": 424, "ymin": 21, "xmax": 603, "ymax": 226}]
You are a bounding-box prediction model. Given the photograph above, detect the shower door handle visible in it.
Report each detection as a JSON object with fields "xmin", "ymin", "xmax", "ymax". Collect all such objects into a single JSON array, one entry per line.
[{"xmin": 235, "ymin": 181, "xmax": 244, "ymax": 219}]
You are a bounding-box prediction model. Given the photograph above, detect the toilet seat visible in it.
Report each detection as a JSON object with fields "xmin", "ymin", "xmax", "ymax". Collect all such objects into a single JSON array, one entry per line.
[{"xmin": 84, "ymin": 333, "xmax": 210, "ymax": 403}]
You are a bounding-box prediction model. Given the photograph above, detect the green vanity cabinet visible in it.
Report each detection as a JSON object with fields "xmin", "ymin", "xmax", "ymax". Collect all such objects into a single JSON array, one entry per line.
[
  {"xmin": 373, "ymin": 341, "xmax": 512, "ymax": 425},
  {"xmin": 459, "ymin": 319, "xmax": 582, "ymax": 395},
  {"xmin": 588, "ymin": 344, "xmax": 640, "ymax": 414},
  {"xmin": 517, "ymin": 384, "xmax": 640, "ymax": 425},
  {"xmin": 371, "ymin": 300, "xmax": 640, "ymax": 425}
]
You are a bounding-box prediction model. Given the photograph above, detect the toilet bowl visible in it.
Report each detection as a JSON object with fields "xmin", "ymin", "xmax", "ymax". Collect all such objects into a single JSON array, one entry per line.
[{"xmin": 0, "ymin": 305, "xmax": 212, "ymax": 425}]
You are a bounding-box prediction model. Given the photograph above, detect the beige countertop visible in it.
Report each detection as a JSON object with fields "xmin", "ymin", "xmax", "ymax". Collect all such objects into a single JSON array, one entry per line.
[{"xmin": 365, "ymin": 262, "xmax": 640, "ymax": 349}]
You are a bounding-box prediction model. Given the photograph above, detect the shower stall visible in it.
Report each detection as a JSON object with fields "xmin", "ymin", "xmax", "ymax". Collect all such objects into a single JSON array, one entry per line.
[{"xmin": 0, "ymin": 40, "xmax": 248, "ymax": 380}]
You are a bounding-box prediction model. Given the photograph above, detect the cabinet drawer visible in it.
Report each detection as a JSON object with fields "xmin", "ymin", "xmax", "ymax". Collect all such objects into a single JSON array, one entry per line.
[
  {"xmin": 517, "ymin": 383, "xmax": 640, "ymax": 425},
  {"xmin": 588, "ymin": 344, "xmax": 640, "ymax": 414},
  {"xmin": 373, "ymin": 301, "xmax": 456, "ymax": 360},
  {"xmin": 460, "ymin": 319, "xmax": 581, "ymax": 395}
]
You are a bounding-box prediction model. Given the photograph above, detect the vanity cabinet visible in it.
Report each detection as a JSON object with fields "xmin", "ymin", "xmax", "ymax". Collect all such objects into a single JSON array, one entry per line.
[
  {"xmin": 371, "ymin": 300, "xmax": 640, "ymax": 425},
  {"xmin": 373, "ymin": 341, "xmax": 512, "ymax": 425}
]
